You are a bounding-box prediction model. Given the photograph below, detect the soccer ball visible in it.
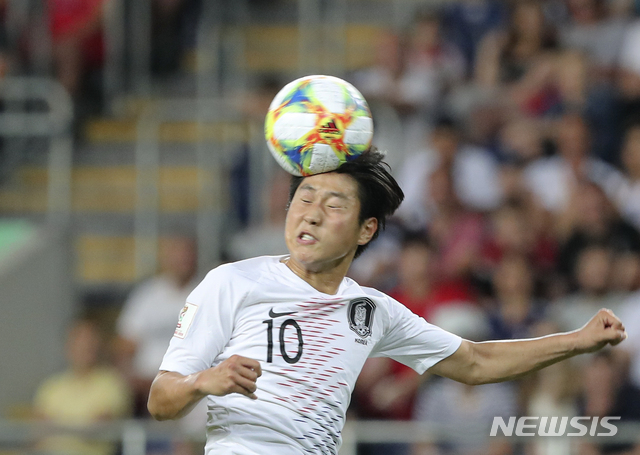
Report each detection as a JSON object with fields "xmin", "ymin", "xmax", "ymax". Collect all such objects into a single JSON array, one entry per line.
[{"xmin": 265, "ymin": 75, "xmax": 374, "ymax": 176}]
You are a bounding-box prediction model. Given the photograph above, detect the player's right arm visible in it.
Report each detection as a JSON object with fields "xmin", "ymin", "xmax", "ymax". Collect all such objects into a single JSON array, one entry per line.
[
  {"xmin": 150, "ymin": 265, "xmax": 262, "ymax": 420},
  {"xmin": 148, "ymin": 355, "xmax": 262, "ymax": 420}
]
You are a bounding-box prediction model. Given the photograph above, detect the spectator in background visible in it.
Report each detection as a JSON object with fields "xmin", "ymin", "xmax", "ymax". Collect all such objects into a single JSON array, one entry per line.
[
  {"xmin": 424, "ymin": 166, "xmax": 486, "ymax": 287},
  {"xmin": 33, "ymin": 318, "xmax": 131, "ymax": 455},
  {"xmin": 397, "ymin": 10, "xmax": 467, "ymax": 151},
  {"xmin": 550, "ymin": 244, "xmax": 625, "ymax": 332},
  {"xmin": 352, "ymin": 31, "xmax": 404, "ymax": 107},
  {"xmin": 576, "ymin": 350, "xmax": 640, "ymax": 455},
  {"xmin": 488, "ymin": 0, "xmax": 558, "ymax": 83},
  {"xmin": 487, "ymin": 254, "xmax": 546, "ymax": 341},
  {"xmin": 554, "ymin": 49, "xmax": 590, "ymax": 112},
  {"xmin": 526, "ymin": 322, "xmax": 581, "ymax": 455},
  {"xmin": 350, "ymin": 31, "xmax": 409, "ymax": 171},
  {"xmin": 524, "ymin": 112, "xmax": 624, "ymax": 214},
  {"xmin": 475, "ymin": 0, "xmax": 559, "ymax": 117},
  {"xmin": 494, "ymin": 159, "xmax": 562, "ymax": 296},
  {"xmin": 47, "ymin": 0, "xmax": 107, "ymax": 99},
  {"xmin": 618, "ymin": 16, "xmax": 640, "ymax": 124},
  {"xmin": 480, "ymin": 203, "xmax": 557, "ymax": 278},
  {"xmin": 553, "ymin": 49, "xmax": 622, "ymax": 164},
  {"xmin": 497, "ymin": 116, "xmax": 546, "ymax": 165},
  {"xmin": 441, "ymin": 0, "xmax": 507, "ymax": 74},
  {"xmin": 116, "ymin": 235, "xmax": 207, "ymax": 451},
  {"xmin": 115, "ymin": 235, "xmax": 198, "ymax": 416},
  {"xmin": 401, "ymin": 10, "xmax": 467, "ymax": 113},
  {"xmin": 493, "ymin": 120, "xmax": 562, "ymax": 262},
  {"xmin": 412, "ymin": 305, "xmax": 516, "ymax": 455},
  {"xmin": 556, "ymin": 181, "xmax": 640, "ymax": 284},
  {"xmin": 390, "ymin": 234, "xmax": 475, "ymax": 322},
  {"xmin": 396, "ymin": 117, "xmax": 501, "ymax": 229},
  {"xmin": 610, "ymin": 250, "xmax": 640, "ymax": 294},
  {"xmin": 616, "ymin": 123, "xmax": 640, "ymax": 230},
  {"xmin": 227, "ymin": 170, "xmax": 290, "ymax": 261},
  {"xmin": 559, "ymin": 0, "xmax": 629, "ymax": 80}
]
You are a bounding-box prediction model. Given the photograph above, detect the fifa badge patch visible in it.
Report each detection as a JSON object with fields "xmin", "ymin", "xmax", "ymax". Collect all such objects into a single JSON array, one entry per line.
[
  {"xmin": 174, "ymin": 303, "xmax": 198, "ymax": 339},
  {"xmin": 347, "ymin": 298, "xmax": 376, "ymax": 338}
]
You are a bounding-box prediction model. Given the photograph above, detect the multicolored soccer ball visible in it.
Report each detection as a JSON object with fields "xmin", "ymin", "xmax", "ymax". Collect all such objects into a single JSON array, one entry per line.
[{"xmin": 265, "ymin": 75, "xmax": 374, "ymax": 176}]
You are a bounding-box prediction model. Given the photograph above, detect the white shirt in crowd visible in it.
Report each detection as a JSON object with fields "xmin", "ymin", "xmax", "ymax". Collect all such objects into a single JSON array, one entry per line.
[
  {"xmin": 413, "ymin": 380, "xmax": 517, "ymax": 452},
  {"xmin": 160, "ymin": 255, "xmax": 462, "ymax": 455},
  {"xmin": 524, "ymin": 156, "xmax": 625, "ymax": 213},
  {"xmin": 117, "ymin": 275, "xmax": 197, "ymax": 379},
  {"xmin": 395, "ymin": 144, "xmax": 502, "ymax": 227},
  {"xmin": 560, "ymin": 17, "xmax": 628, "ymax": 70},
  {"xmin": 619, "ymin": 19, "xmax": 640, "ymax": 75}
]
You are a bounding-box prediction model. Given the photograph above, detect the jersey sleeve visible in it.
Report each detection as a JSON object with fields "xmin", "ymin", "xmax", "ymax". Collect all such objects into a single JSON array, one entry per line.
[
  {"xmin": 159, "ymin": 265, "xmax": 248, "ymax": 375},
  {"xmin": 370, "ymin": 296, "xmax": 462, "ymax": 375}
]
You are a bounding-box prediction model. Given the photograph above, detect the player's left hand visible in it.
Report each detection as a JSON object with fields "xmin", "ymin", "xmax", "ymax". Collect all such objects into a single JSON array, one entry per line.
[{"xmin": 574, "ymin": 308, "xmax": 627, "ymax": 353}]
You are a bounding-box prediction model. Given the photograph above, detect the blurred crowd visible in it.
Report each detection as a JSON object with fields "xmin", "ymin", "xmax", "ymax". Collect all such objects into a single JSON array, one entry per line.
[
  {"xmin": 10, "ymin": 0, "xmax": 640, "ymax": 454},
  {"xmin": 0, "ymin": 0, "xmax": 197, "ymax": 114},
  {"xmin": 344, "ymin": 0, "xmax": 640, "ymax": 454},
  {"xmin": 30, "ymin": 236, "xmax": 205, "ymax": 455}
]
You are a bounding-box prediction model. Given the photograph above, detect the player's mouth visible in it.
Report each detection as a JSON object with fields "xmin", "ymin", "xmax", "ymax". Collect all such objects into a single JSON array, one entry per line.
[{"xmin": 297, "ymin": 231, "xmax": 318, "ymax": 245}]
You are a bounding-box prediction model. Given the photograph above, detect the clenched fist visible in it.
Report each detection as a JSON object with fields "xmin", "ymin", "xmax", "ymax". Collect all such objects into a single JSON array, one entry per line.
[
  {"xmin": 195, "ymin": 355, "xmax": 263, "ymax": 400},
  {"xmin": 574, "ymin": 308, "xmax": 627, "ymax": 354},
  {"xmin": 148, "ymin": 356, "xmax": 263, "ymax": 420}
]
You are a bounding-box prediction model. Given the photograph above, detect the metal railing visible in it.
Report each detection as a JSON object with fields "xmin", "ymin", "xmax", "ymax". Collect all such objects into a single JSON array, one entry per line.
[
  {"xmin": 1, "ymin": 419, "xmax": 639, "ymax": 455},
  {"xmin": 0, "ymin": 77, "xmax": 74, "ymax": 226}
]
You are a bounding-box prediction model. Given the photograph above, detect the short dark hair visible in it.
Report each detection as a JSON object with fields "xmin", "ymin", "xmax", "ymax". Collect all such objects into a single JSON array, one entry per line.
[{"xmin": 288, "ymin": 148, "xmax": 404, "ymax": 258}]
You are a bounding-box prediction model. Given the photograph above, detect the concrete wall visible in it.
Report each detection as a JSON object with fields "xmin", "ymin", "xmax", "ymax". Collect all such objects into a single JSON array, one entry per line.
[{"xmin": 0, "ymin": 225, "xmax": 74, "ymax": 415}]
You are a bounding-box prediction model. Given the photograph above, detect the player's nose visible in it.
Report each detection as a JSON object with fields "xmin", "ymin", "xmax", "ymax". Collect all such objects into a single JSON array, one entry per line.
[
  {"xmin": 303, "ymin": 203, "xmax": 322, "ymax": 225},
  {"xmin": 304, "ymin": 213, "xmax": 320, "ymax": 225}
]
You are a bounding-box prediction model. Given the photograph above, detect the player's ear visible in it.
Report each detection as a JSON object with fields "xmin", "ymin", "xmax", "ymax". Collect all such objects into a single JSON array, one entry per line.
[{"xmin": 357, "ymin": 217, "xmax": 378, "ymax": 245}]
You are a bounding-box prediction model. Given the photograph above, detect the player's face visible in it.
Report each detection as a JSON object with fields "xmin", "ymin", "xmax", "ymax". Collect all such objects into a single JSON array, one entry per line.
[{"xmin": 285, "ymin": 172, "xmax": 376, "ymax": 273}]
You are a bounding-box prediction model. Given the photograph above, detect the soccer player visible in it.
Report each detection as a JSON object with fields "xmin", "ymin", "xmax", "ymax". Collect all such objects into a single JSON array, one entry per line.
[{"xmin": 148, "ymin": 150, "xmax": 626, "ymax": 454}]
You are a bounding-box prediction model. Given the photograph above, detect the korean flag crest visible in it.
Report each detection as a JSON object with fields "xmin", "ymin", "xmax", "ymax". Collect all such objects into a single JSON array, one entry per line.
[{"xmin": 347, "ymin": 298, "xmax": 376, "ymax": 338}]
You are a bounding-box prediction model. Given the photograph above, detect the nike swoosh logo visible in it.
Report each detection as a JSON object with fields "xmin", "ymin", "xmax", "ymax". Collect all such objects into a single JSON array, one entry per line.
[{"xmin": 269, "ymin": 308, "xmax": 297, "ymax": 318}]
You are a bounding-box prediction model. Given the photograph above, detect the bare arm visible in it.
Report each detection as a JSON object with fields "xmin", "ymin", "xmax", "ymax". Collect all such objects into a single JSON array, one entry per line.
[
  {"xmin": 429, "ymin": 309, "xmax": 626, "ymax": 385},
  {"xmin": 147, "ymin": 355, "xmax": 262, "ymax": 420}
]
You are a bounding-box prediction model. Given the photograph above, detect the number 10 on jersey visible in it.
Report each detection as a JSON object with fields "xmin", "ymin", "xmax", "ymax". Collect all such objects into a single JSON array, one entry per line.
[{"xmin": 262, "ymin": 318, "xmax": 304, "ymax": 364}]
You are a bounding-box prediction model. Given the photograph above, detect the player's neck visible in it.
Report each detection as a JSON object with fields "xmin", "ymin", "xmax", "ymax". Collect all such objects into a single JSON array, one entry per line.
[{"xmin": 283, "ymin": 256, "xmax": 351, "ymax": 295}]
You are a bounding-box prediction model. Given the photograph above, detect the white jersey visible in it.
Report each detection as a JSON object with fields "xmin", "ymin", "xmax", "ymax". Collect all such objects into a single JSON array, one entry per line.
[{"xmin": 160, "ymin": 256, "xmax": 462, "ymax": 454}]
